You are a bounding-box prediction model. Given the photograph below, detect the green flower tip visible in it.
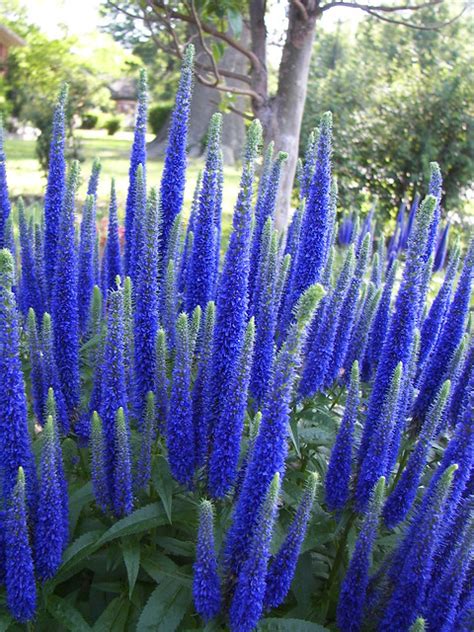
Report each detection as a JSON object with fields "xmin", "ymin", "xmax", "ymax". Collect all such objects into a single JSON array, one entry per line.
[
  {"xmin": 320, "ymin": 111, "xmax": 333, "ymax": 132},
  {"xmin": 246, "ymin": 316, "xmax": 256, "ymax": 338},
  {"xmin": 138, "ymin": 67, "xmax": 148, "ymax": 96},
  {"xmin": 408, "ymin": 617, "xmax": 426, "ymax": 632},
  {"xmin": 350, "ymin": 360, "xmax": 360, "ymax": 382},
  {"xmin": 429, "ymin": 161, "xmax": 440, "ymax": 177},
  {"xmin": 44, "ymin": 414, "xmax": 54, "ymax": 438},
  {"xmin": 294, "ymin": 283, "xmax": 325, "ymax": 328},
  {"xmin": 184, "ymin": 43, "xmax": 195, "ymax": 66},
  {"xmin": 58, "ymin": 82, "xmax": 69, "ymax": 106},
  {"xmin": 418, "ymin": 194, "xmax": 437, "ymax": 225},
  {"xmin": 276, "ymin": 151, "xmax": 289, "ymax": 163},
  {"xmin": 27, "ymin": 306, "xmax": 37, "ymax": 327},
  {"xmin": 246, "ymin": 119, "xmax": 263, "ymax": 158},
  {"xmin": 0, "ymin": 248, "xmax": 15, "ymax": 288},
  {"xmin": 92, "ymin": 410, "xmax": 101, "ymax": 429},
  {"xmin": 307, "ymin": 471, "xmax": 320, "ymax": 497},
  {"xmin": 146, "ymin": 390, "xmax": 155, "ymax": 410},
  {"xmin": 268, "ymin": 472, "xmax": 281, "ymax": 506},
  {"xmin": 177, "ymin": 311, "xmax": 189, "ymax": 336},
  {"xmin": 17, "ymin": 465, "xmax": 26, "ymax": 489},
  {"xmin": 200, "ymin": 498, "xmax": 214, "ymax": 517},
  {"xmin": 115, "ymin": 407, "xmax": 126, "ymax": 429},
  {"xmin": 373, "ymin": 476, "xmax": 386, "ymax": 507}
]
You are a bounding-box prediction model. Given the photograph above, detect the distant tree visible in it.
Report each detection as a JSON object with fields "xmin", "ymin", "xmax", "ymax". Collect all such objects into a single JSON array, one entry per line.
[
  {"xmin": 103, "ymin": 0, "xmax": 467, "ymax": 227},
  {"xmin": 302, "ymin": 10, "xmax": 474, "ymax": 221}
]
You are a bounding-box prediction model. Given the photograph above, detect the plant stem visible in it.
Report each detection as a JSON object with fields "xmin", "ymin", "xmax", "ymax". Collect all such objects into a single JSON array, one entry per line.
[{"xmin": 327, "ymin": 512, "xmax": 356, "ymax": 589}]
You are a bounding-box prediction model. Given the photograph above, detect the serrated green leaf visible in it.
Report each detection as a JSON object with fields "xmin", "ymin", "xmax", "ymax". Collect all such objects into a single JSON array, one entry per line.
[
  {"xmin": 155, "ymin": 536, "xmax": 194, "ymax": 557},
  {"xmin": 141, "ymin": 550, "xmax": 193, "ymax": 587},
  {"xmin": 47, "ymin": 595, "xmax": 92, "ymax": 632},
  {"xmin": 258, "ymin": 619, "xmax": 330, "ymax": 632},
  {"xmin": 69, "ymin": 481, "xmax": 94, "ymax": 535},
  {"xmin": 152, "ymin": 457, "xmax": 174, "ymax": 523},
  {"xmin": 96, "ymin": 502, "xmax": 168, "ymax": 546},
  {"xmin": 0, "ymin": 613, "xmax": 13, "ymax": 632},
  {"xmin": 122, "ymin": 537, "xmax": 141, "ymax": 598},
  {"xmin": 53, "ymin": 530, "xmax": 104, "ymax": 583},
  {"xmin": 92, "ymin": 596, "xmax": 130, "ymax": 632},
  {"xmin": 136, "ymin": 579, "xmax": 192, "ymax": 632}
]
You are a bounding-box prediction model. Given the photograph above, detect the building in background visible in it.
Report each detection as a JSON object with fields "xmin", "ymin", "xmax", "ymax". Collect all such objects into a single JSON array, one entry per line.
[{"xmin": 0, "ymin": 24, "xmax": 25, "ymax": 75}]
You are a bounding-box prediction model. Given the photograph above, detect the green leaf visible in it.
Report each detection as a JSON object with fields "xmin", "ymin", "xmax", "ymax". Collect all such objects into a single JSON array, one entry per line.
[
  {"xmin": 141, "ymin": 550, "xmax": 192, "ymax": 587},
  {"xmin": 0, "ymin": 614, "xmax": 13, "ymax": 632},
  {"xmin": 92, "ymin": 597, "xmax": 130, "ymax": 632},
  {"xmin": 47, "ymin": 595, "xmax": 92, "ymax": 631},
  {"xmin": 155, "ymin": 536, "xmax": 194, "ymax": 557},
  {"xmin": 136, "ymin": 579, "xmax": 192, "ymax": 632},
  {"xmin": 96, "ymin": 502, "xmax": 169, "ymax": 546},
  {"xmin": 227, "ymin": 8, "xmax": 242, "ymax": 37},
  {"xmin": 53, "ymin": 530, "xmax": 104, "ymax": 582},
  {"xmin": 122, "ymin": 537, "xmax": 141, "ymax": 598},
  {"xmin": 289, "ymin": 417, "xmax": 301, "ymax": 457},
  {"xmin": 69, "ymin": 481, "xmax": 94, "ymax": 535},
  {"xmin": 152, "ymin": 457, "xmax": 174, "ymax": 524},
  {"xmin": 258, "ymin": 619, "xmax": 330, "ymax": 632}
]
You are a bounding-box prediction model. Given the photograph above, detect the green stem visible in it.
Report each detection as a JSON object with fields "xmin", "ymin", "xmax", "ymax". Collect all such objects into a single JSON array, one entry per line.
[{"xmin": 327, "ymin": 512, "xmax": 356, "ymax": 589}]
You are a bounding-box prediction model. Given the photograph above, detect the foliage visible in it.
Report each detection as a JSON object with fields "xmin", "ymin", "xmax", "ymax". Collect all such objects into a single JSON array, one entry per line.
[
  {"xmin": 0, "ymin": 47, "xmax": 472, "ymax": 632},
  {"xmin": 104, "ymin": 117, "xmax": 122, "ymax": 136},
  {"xmin": 302, "ymin": 11, "xmax": 474, "ymax": 221},
  {"xmin": 148, "ymin": 104, "xmax": 173, "ymax": 136}
]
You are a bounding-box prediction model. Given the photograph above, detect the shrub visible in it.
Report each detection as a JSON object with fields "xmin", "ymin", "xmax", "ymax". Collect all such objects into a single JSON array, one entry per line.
[
  {"xmin": 104, "ymin": 116, "xmax": 121, "ymax": 136},
  {"xmin": 81, "ymin": 113, "xmax": 98, "ymax": 129},
  {"xmin": 0, "ymin": 44, "xmax": 472, "ymax": 632},
  {"xmin": 148, "ymin": 103, "xmax": 172, "ymax": 136}
]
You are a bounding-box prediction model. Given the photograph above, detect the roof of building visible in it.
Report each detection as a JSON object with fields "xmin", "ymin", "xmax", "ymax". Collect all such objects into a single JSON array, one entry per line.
[{"xmin": 0, "ymin": 24, "xmax": 26, "ymax": 47}]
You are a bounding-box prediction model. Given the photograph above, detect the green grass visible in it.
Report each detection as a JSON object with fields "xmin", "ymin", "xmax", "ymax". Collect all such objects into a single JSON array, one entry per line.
[{"xmin": 4, "ymin": 129, "xmax": 241, "ymax": 235}]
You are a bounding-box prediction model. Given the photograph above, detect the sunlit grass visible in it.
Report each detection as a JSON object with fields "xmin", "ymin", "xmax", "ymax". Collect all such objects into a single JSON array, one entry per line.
[{"xmin": 4, "ymin": 129, "xmax": 241, "ymax": 235}]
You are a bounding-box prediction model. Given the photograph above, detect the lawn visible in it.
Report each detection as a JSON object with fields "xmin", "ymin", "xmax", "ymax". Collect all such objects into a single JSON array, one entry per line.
[{"xmin": 4, "ymin": 129, "xmax": 241, "ymax": 238}]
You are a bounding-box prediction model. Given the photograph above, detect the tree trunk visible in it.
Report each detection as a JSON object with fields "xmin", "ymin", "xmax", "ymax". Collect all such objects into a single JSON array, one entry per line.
[
  {"xmin": 148, "ymin": 28, "xmax": 249, "ymax": 164},
  {"xmin": 251, "ymin": 1, "xmax": 320, "ymax": 230}
]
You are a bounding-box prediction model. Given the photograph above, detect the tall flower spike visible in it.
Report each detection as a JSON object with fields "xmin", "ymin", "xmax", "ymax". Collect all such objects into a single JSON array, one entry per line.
[
  {"xmin": 300, "ymin": 244, "xmax": 355, "ymax": 398},
  {"xmin": 324, "ymin": 232, "xmax": 371, "ymax": 386},
  {"xmin": 291, "ymin": 112, "xmax": 333, "ymax": 303},
  {"xmin": 380, "ymin": 464, "xmax": 457, "ymax": 632},
  {"xmin": 124, "ymin": 68, "xmax": 147, "ymax": 274},
  {"xmin": 383, "ymin": 379, "xmax": 451, "ymax": 529},
  {"xmin": 264, "ymin": 471, "xmax": 319, "ymax": 610},
  {"xmin": 34, "ymin": 222, "xmax": 46, "ymax": 319},
  {"xmin": 343, "ymin": 283, "xmax": 381, "ymax": 379},
  {"xmin": 90, "ymin": 411, "xmax": 109, "ymax": 511},
  {"xmin": 248, "ymin": 151, "xmax": 287, "ymax": 313},
  {"xmin": 425, "ymin": 161, "xmax": 442, "ymax": 261},
  {"xmin": 419, "ymin": 243, "xmax": 460, "ymax": 368},
  {"xmin": 0, "ymin": 115, "xmax": 11, "ymax": 248},
  {"xmin": 186, "ymin": 113, "xmax": 222, "ymax": 312},
  {"xmin": 155, "ymin": 327, "xmax": 169, "ymax": 433},
  {"xmin": 229, "ymin": 473, "xmax": 280, "ymax": 632},
  {"xmin": 193, "ymin": 500, "xmax": 222, "ymax": 622},
  {"xmin": 355, "ymin": 363, "xmax": 403, "ymax": 512},
  {"xmin": 41, "ymin": 312, "xmax": 69, "ymax": 434},
  {"xmin": 0, "ymin": 249, "xmax": 37, "ymax": 506},
  {"xmin": 52, "ymin": 160, "xmax": 80, "ymax": 417},
  {"xmin": 300, "ymin": 128, "xmax": 318, "ymax": 200},
  {"xmin": 128, "ymin": 163, "xmax": 147, "ymax": 287},
  {"xmin": 44, "ymin": 387, "xmax": 69, "ymax": 551},
  {"xmin": 99, "ymin": 289, "xmax": 127, "ymax": 500},
  {"xmin": 4, "ymin": 467, "xmax": 36, "ymax": 623},
  {"xmin": 447, "ymin": 340, "xmax": 473, "ymax": 427},
  {"xmin": 18, "ymin": 200, "xmax": 38, "ymax": 314},
  {"xmin": 44, "ymin": 84, "xmax": 68, "ymax": 299},
  {"xmin": 433, "ymin": 221, "xmax": 450, "ymax": 271},
  {"xmin": 113, "ymin": 407, "xmax": 133, "ymax": 517},
  {"xmin": 414, "ymin": 237, "xmax": 474, "ymax": 420},
  {"xmin": 167, "ymin": 312, "xmax": 195, "ymax": 487},
  {"xmin": 26, "ymin": 308, "xmax": 45, "ymax": 424},
  {"xmin": 35, "ymin": 416, "xmax": 64, "ymax": 580},
  {"xmin": 208, "ymin": 317, "xmax": 255, "ymax": 498},
  {"xmin": 134, "ymin": 185, "xmax": 160, "ymax": 420},
  {"xmin": 78, "ymin": 194, "xmax": 97, "ymax": 334},
  {"xmin": 224, "ymin": 284, "xmax": 325, "ymax": 579},
  {"xmin": 193, "ymin": 301, "xmax": 215, "ymax": 468},
  {"xmin": 159, "ymin": 45, "xmax": 194, "ymax": 256},
  {"xmin": 104, "ymin": 178, "xmax": 122, "ymax": 291},
  {"xmin": 358, "ymin": 196, "xmax": 436, "ymax": 469},
  {"xmin": 136, "ymin": 391, "xmax": 155, "ymax": 491},
  {"xmin": 205, "ymin": 120, "xmax": 261, "ymax": 468},
  {"xmin": 425, "ymin": 505, "xmax": 473, "ymax": 631},
  {"xmin": 86, "ymin": 157, "xmax": 101, "ymax": 198},
  {"xmin": 250, "ymin": 222, "xmax": 279, "ymax": 407},
  {"xmin": 325, "ymin": 361, "xmax": 360, "ymax": 512},
  {"xmin": 123, "ymin": 276, "xmax": 135, "ymax": 411},
  {"xmin": 336, "ymin": 477, "xmax": 385, "ymax": 632}
]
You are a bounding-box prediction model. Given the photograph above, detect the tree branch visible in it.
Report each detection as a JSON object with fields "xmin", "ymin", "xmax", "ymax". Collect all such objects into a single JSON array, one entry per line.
[
  {"xmin": 188, "ymin": 0, "xmax": 221, "ymax": 87},
  {"xmin": 320, "ymin": 0, "xmax": 445, "ymax": 13},
  {"xmin": 364, "ymin": 4, "xmax": 468, "ymax": 30},
  {"xmin": 149, "ymin": 0, "xmax": 262, "ymax": 71}
]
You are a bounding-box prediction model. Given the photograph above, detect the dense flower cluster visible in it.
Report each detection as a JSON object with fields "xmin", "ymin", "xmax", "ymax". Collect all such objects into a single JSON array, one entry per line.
[{"xmin": 0, "ymin": 45, "xmax": 472, "ymax": 631}]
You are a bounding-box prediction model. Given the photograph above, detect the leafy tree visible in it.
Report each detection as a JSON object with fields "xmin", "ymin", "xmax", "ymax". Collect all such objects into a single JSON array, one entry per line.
[{"xmin": 302, "ymin": 11, "xmax": 474, "ymax": 221}]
